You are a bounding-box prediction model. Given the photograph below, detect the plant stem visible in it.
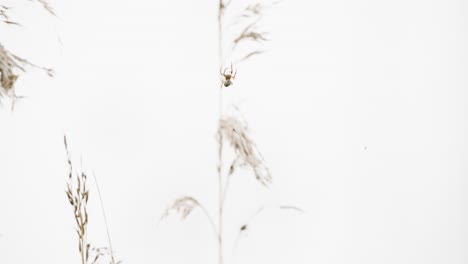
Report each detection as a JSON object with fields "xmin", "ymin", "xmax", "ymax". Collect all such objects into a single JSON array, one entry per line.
[
  {"xmin": 93, "ymin": 172, "xmax": 116, "ymax": 264},
  {"xmin": 194, "ymin": 200, "xmax": 221, "ymax": 241},
  {"xmin": 217, "ymin": 1, "xmax": 224, "ymax": 264},
  {"xmin": 80, "ymin": 205, "xmax": 86, "ymax": 264},
  {"xmin": 81, "ymin": 238, "xmax": 85, "ymax": 264}
]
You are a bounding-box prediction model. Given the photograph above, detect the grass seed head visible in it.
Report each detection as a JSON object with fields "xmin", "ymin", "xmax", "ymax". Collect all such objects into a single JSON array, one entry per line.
[{"xmin": 218, "ymin": 114, "xmax": 272, "ymax": 186}]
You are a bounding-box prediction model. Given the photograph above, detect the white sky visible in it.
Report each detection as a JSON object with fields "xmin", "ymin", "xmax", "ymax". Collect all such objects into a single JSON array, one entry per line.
[{"xmin": 0, "ymin": 0, "xmax": 467, "ymax": 263}]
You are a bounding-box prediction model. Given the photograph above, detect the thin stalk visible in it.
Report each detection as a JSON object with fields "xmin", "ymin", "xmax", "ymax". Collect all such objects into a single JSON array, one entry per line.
[
  {"xmin": 195, "ymin": 200, "xmax": 221, "ymax": 242},
  {"xmin": 217, "ymin": 1, "xmax": 224, "ymax": 264},
  {"xmin": 218, "ymin": 138, "xmax": 224, "ymax": 264},
  {"xmin": 92, "ymin": 172, "xmax": 116, "ymax": 264},
  {"xmin": 80, "ymin": 227, "xmax": 85, "ymax": 264},
  {"xmin": 217, "ymin": 87, "xmax": 224, "ymax": 264},
  {"xmin": 79, "ymin": 198, "xmax": 86, "ymax": 264},
  {"xmin": 84, "ymin": 223, "xmax": 88, "ymax": 264}
]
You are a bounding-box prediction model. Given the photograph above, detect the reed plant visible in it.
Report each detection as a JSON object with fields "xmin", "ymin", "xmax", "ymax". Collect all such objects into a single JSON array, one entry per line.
[{"xmin": 161, "ymin": 1, "xmax": 300, "ymax": 264}]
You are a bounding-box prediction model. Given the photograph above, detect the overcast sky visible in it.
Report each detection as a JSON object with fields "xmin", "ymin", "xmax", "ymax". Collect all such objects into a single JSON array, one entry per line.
[{"xmin": 0, "ymin": 0, "xmax": 467, "ymax": 263}]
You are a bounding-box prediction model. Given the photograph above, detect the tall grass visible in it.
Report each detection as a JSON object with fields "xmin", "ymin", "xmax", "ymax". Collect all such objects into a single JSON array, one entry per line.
[
  {"xmin": 160, "ymin": 1, "xmax": 301, "ymax": 264},
  {"xmin": 64, "ymin": 136, "xmax": 120, "ymax": 264}
]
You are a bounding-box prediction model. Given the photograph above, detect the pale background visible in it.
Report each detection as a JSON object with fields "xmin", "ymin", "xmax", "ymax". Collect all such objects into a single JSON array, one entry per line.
[{"xmin": 0, "ymin": 0, "xmax": 467, "ymax": 263}]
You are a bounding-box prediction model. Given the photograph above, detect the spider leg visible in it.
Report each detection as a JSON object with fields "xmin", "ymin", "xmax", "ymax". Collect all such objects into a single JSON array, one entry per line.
[{"xmin": 233, "ymin": 69, "xmax": 237, "ymax": 79}]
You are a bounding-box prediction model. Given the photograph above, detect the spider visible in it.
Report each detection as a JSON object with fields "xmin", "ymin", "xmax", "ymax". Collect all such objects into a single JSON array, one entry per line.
[{"xmin": 220, "ymin": 63, "xmax": 237, "ymax": 87}]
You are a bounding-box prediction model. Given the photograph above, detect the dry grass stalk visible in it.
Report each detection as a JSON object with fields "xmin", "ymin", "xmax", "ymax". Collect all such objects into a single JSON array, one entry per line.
[
  {"xmin": 215, "ymin": 2, "xmax": 276, "ymax": 255},
  {"xmin": 0, "ymin": 44, "xmax": 54, "ymax": 88},
  {"xmin": 162, "ymin": 1, "xmax": 278, "ymax": 264},
  {"xmin": 64, "ymin": 136, "xmax": 120, "ymax": 264},
  {"xmin": 232, "ymin": 22, "xmax": 268, "ymax": 49},
  {"xmin": 218, "ymin": 115, "xmax": 272, "ymax": 186},
  {"xmin": 226, "ymin": 1, "xmax": 279, "ymax": 64},
  {"xmin": 0, "ymin": 45, "xmax": 24, "ymax": 92},
  {"xmin": 163, "ymin": 196, "xmax": 199, "ymax": 220},
  {"xmin": 0, "ymin": 1, "xmax": 55, "ymax": 110},
  {"xmin": 92, "ymin": 172, "xmax": 118, "ymax": 264},
  {"xmin": 161, "ymin": 196, "xmax": 219, "ymax": 240},
  {"xmin": 65, "ymin": 136, "xmax": 90, "ymax": 264}
]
